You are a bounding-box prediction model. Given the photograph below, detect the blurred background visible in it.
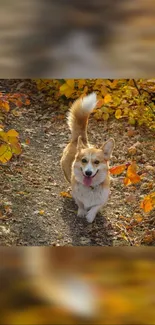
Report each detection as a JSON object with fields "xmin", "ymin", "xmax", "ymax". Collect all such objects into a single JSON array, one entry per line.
[
  {"xmin": 0, "ymin": 247, "xmax": 155, "ymax": 324},
  {"xmin": 0, "ymin": 0, "xmax": 155, "ymax": 78}
]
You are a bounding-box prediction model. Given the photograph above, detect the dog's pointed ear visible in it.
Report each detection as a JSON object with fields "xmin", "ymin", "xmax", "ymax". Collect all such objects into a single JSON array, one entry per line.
[
  {"xmin": 77, "ymin": 136, "xmax": 86, "ymax": 151},
  {"xmin": 101, "ymin": 138, "xmax": 115, "ymax": 160}
]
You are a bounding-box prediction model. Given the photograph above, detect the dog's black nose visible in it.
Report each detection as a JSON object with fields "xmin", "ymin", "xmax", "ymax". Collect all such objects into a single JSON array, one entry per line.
[{"xmin": 85, "ymin": 170, "xmax": 92, "ymax": 177}]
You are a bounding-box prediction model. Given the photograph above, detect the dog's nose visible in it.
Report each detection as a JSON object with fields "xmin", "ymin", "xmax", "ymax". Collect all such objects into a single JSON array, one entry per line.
[{"xmin": 85, "ymin": 170, "xmax": 92, "ymax": 177}]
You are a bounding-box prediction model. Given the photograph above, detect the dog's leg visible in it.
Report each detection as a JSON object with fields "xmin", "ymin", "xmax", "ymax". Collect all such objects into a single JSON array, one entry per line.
[
  {"xmin": 75, "ymin": 199, "xmax": 86, "ymax": 217},
  {"xmin": 86, "ymin": 204, "xmax": 103, "ymax": 223}
]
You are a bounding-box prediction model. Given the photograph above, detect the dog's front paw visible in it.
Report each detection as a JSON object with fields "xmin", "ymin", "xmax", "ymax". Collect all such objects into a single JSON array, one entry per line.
[
  {"xmin": 77, "ymin": 208, "xmax": 86, "ymax": 217},
  {"xmin": 86, "ymin": 211, "xmax": 96, "ymax": 223}
]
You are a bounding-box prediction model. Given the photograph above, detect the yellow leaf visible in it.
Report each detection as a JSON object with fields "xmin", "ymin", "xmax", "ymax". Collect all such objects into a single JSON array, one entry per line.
[
  {"xmin": 124, "ymin": 107, "xmax": 129, "ymax": 115},
  {"xmin": 103, "ymin": 94, "xmax": 112, "ymax": 104},
  {"xmin": 0, "ymin": 144, "xmax": 12, "ymax": 163},
  {"xmin": 60, "ymin": 80, "xmax": 75, "ymax": 98},
  {"xmin": 94, "ymin": 110, "xmax": 103, "ymax": 120},
  {"xmin": 11, "ymin": 143, "xmax": 22, "ymax": 155},
  {"xmin": 0, "ymin": 130, "xmax": 8, "ymax": 142},
  {"xmin": 39, "ymin": 210, "xmax": 45, "ymax": 215},
  {"xmin": 17, "ymin": 191, "xmax": 28, "ymax": 195},
  {"xmin": 7, "ymin": 129, "xmax": 19, "ymax": 137},
  {"xmin": 78, "ymin": 80, "xmax": 86, "ymax": 88},
  {"xmin": 101, "ymin": 85, "xmax": 108, "ymax": 97},
  {"xmin": 102, "ymin": 113, "xmax": 109, "ymax": 120},
  {"xmin": 101, "ymin": 106, "xmax": 109, "ymax": 113},
  {"xmin": 60, "ymin": 191, "xmax": 72, "ymax": 198},
  {"xmin": 115, "ymin": 109, "xmax": 122, "ymax": 119},
  {"xmin": 106, "ymin": 79, "xmax": 118, "ymax": 89},
  {"xmin": 66, "ymin": 79, "xmax": 74, "ymax": 88},
  {"xmin": 129, "ymin": 117, "xmax": 136, "ymax": 125}
]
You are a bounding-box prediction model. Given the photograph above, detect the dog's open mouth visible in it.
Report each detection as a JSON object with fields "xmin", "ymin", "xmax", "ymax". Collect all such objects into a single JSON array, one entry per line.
[{"xmin": 82, "ymin": 169, "xmax": 99, "ymax": 187}]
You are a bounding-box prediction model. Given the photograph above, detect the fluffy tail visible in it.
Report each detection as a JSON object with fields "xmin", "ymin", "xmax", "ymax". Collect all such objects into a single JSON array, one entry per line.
[{"xmin": 67, "ymin": 92, "xmax": 97, "ymax": 143}]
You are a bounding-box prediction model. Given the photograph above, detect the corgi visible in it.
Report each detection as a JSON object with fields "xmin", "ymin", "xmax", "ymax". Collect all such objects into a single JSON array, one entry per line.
[{"xmin": 61, "ymin": 92, "xmax": 115, "ymax": 223}]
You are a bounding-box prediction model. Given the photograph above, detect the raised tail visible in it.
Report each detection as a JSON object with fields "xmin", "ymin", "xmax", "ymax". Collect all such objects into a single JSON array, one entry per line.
[{"xmin": 67, "ymin": 92, "xmax": 97, "ymax": 143}]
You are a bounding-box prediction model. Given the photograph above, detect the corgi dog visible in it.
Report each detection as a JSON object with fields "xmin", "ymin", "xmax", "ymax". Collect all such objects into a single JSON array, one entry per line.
[{"xmin": 61, "ymin": 92, "xmax": 115, "ymax": 223}]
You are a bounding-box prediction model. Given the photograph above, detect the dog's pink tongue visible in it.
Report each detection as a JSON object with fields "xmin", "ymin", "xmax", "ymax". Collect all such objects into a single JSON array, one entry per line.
[{"xmin": 83, "ymin": 176, "xmax": 92, "ymax": 187}]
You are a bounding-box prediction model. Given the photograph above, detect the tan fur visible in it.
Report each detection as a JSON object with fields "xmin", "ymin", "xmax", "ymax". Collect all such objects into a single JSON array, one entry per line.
[
  {"xmin": 61, "ymin": 93, "xmax": 115, "ymax": 223},
  {"xmin": 61, "ymin": 96, "xmax": 91, "ymax": 182}
]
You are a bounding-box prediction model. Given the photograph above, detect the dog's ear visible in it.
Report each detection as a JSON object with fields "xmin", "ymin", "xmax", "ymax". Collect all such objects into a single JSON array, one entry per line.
[
  {"xmin": 77, "ymin": 136, "xmax": 86, "ymax": 151},
  {"xmin": 101, "ymin": 138, "xmax": 115, "ymax": 160}
]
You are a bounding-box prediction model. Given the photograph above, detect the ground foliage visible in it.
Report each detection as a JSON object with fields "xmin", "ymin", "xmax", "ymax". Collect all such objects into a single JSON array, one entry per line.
[{"xmin": 0, "ymin": 79, "xmax": 154, "ymax": 246}]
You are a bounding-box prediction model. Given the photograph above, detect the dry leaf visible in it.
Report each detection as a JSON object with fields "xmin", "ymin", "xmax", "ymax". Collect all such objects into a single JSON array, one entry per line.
[
  {"xmin": 133, "ymin": 213, "xmax": 143, "ymax": 223},
  {"xmin": 109, "ymin": 164, "xmax": 129, "ymax": 175},
  {"xmin": 39, "ymin": 210, "xmax": 45, "ymax": 215},
  {"xmin": 115, "ymin": 109, "xmax": 122, "ymax": 119},
  {"xmin": 103, "ymin": 94, "xmax": 112, "ymax": 104},
  {"xmin": 25, "ymin": 139, "xmax": 30, "ymax": 145},
  {"xmin": 60, "ymin": 192, "xmax": 72, "ymax": 198},
  {"xmin": 140, "ymin": 193, "xmax": 155, "ymax": 213},
  {"xmin": 124, "ymin": 162, "xmax": 141, "ymax": 186}
]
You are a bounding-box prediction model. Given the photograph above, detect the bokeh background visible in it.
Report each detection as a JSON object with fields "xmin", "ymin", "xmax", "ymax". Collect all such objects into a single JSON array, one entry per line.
[
  {"xmin": 0, "ymin": 0, "xmax": 155, "ymax": 78},
  {"xmin": 0, "ymin": 247, "xmax": 155, "ymax": 324}
]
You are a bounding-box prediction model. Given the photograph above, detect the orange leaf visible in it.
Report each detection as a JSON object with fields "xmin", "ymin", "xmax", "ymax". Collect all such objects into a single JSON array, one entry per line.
[
  {"xmin": 124, "ymin": 177, "xmax": 132, "ymax": 186},
  {"xmin": 109, "ymin": 164, "xmax": 127, "ymax": 175},
  {"xmin": 140, "ymin": 193, "xmax": 155, "ymax": 213},
  {"xmin": 1, "ymin": 101, "xmax": 10, "ymax": 112},
  {"xmin": 25, "ymin": 138, "xmax": 30, "ymax": 145},
  {"xmin": 103, "ymin": 94, "xmax": 112, "ymax": 104},
  {"xmin": 96, "ymin": 99, "xmax": 104, "ymax": 108},
  {"xmin": 60, "ymin": 191, "xmax": 72, "ymax": 198},
  {"xmin": 7, "ymin": 129, "xmax": 19, "ymax": 137},
  {"xmin": 25, "ymin": 99, "xmax": 30, "ymax": 105},
  {"xmin": 133, "ymin": 213, "xmax": 143, "ymax": 223},
  {"xmin": 39, "ymin": 210, "xmax": 45, "ymax": 215},
  {"xmin": 125, "ymin": 162, "xmax": 141, "ymax": 185}
]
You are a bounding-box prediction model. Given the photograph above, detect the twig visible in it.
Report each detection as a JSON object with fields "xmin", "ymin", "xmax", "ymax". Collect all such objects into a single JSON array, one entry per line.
[{"xmin": 132, "ymin": 79, "xmax": 141, "ymax": 95}]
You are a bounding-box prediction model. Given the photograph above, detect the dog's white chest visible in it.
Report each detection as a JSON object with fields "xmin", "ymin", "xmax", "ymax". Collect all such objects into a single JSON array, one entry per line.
[{"xmin": 72, "ymin": 183, "xmax": 109, "ymax": 209}]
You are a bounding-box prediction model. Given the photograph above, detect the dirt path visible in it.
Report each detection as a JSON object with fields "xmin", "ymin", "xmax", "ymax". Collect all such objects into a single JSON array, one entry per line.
[{"xmin": 0, "ymin": 80, "xmax": 154, "ymax": 246}]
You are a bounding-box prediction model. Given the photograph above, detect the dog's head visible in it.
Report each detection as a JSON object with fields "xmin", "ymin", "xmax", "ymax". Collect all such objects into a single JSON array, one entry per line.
[{"xmin": 72, "ymin": 136, "xmax": 115, "ymax": 187}]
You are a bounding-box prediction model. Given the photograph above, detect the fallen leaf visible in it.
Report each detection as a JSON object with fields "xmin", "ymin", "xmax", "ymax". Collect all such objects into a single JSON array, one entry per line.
[
  {"xmin": 133, "ymin": 213, "xmax": 143, "ymax": 223},
  {"xmin": 7, "ymin": 129, "xmax": 19, "ymax": 137},
  {"xmin": 0, "ymin": 144, "xmax": 12, "ymax": 163},
  {"xmin": 25, "ymin": 138, "xmax": 30, "ymax": 145},
  {"xmin": 59, "ymin": 80, "xmax": 75, "ymax": 98},
  {"xmin": 60, "ymin": 191, "xmax": 72, "ymax": 198},
  {"xmin": 140, "ymin": 193, "xmax": 155, "ymax": 213},
  {"xmin": 127, "ymin": 129, "xmax": 136, "ymax": 137},
  {"xmin": 109, "ymin": 164, "xmax": 128, "ymax": 175},
  {"xmin": 115, "ymin": 109, "xmax": 122, "ymax": 119},
  {"xmin": 39, "ymin": 210, "xmax": 45, "ymax": 215},
  {"xmin": 124, "ymin": 162, "xmax": 141, "ymax": 186},
  {"xmin": 103, "ymin": 94, "xmax": 112, "ymax": 104},
  {"xmin": 128, "ymin": 146, "xmax": 137, "ymax": 155}
]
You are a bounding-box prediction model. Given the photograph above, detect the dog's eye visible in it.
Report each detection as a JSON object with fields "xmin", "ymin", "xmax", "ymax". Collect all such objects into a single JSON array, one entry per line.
[
  {"xmin": 82, "ymin": 158, "xmax": 87, "ymax": 163},
  {"xmin": 94, "ymin": 160, "xmax": 100, "ymax": 165}
]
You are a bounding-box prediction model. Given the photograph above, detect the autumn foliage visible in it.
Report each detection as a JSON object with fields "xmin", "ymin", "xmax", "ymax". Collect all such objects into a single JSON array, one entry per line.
[
  {"xmin": 1, "ymin": 80, "xmax": 154, "ymax": 217},
  {"xmin": 0, "ymin": 92, "xmax": 30, "ymax": 162}
]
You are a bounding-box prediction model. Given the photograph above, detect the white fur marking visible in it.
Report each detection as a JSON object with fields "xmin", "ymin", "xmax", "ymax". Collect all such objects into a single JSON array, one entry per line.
[{"xmin": 82, "ymin": 92, "xmax": 97, "ymax": 112}]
